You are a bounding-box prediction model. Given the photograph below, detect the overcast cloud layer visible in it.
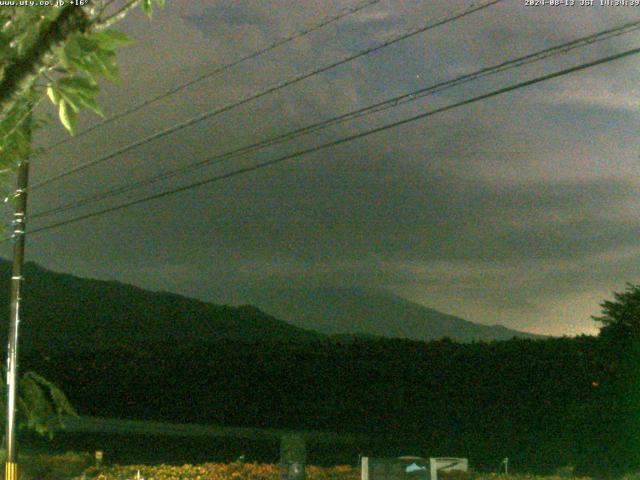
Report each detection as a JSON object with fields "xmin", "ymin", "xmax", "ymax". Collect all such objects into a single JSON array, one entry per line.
[{"xmin": 5, "ymin": 0, "xmax": 640, "ymax": 336}]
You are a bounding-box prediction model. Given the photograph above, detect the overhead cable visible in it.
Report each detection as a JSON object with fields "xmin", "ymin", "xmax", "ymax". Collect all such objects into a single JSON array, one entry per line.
[
  {"xmin": 31, "ymin": 0, "xmax": 503, "ymax": 190},
  {"xmin": 27, "ymin": 44, "xmax": 640, "ymax": 236},
  {"xmin": 29, "ymin": 17, "xmax": 640, "ymax": 220}
]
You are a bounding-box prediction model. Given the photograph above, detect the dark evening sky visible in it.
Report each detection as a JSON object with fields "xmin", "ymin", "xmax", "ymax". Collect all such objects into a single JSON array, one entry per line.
[{"xmin": 4, "ymin": 0, "xmax": 640, "ymax": 336}]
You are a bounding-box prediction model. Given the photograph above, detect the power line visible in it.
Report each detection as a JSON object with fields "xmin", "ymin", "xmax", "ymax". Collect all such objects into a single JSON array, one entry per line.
[
  {"xmin": 31, "ymin": 0, "xmax": 503, "ymax": 191},
  {"xmin": 26, "ymin": 44, "xmax": 640, "ymax": 237},
  {"xmin": 38, "ymin": 0, "xmax": 382, "ymax": 155},
  {"xmin": 29, "ymin": 17, "xmax": 640, "ymax": 220}
]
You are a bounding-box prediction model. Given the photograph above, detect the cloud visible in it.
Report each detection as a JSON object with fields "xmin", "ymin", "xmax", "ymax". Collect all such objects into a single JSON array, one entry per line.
[
  {"xmin": 542, "ymin": 78, "xmax": 640, "ymax": 112},
  {"xmin": 346, "ymin": 8, "xmax": 393, "ymax": 24},
  {"xmin": 185, "ymin": 4, "xmax": 264, "ymax": 31}
]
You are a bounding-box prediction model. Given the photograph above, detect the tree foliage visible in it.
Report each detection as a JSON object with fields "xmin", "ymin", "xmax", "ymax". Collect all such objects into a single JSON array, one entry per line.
[
  {"xmin": 590, "ymin": 284, "xmax": 640, "ymax": 475},
  {"xmin": 0, "ymin": 0, "xmax": 164, "ymax": 191},
  {"xmin": 593, "ymin": 283, "xmax": 640, "ymax": 343},
  {"xmin": 0, "ymin": 370, "xmax": 77, "ymax": 438}
]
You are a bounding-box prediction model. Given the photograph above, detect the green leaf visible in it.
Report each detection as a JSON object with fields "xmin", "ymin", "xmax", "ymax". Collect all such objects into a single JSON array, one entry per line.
[
  {"xmin": 57, "ymin": 76, "xmax": 99, "ymax": 97},
  {"xmin": 24, "ymin": 371, "xmax": 78, "ymax": 417},
  {"xmin": 59, "ymin": 100, "xmax": 77, "ymax": 135},
  {"xmin": 57, "ymin": 80, "xmax": 104, "ymax": 117},
  {"xmin": 53, "ymin": 45, "xmax": 71, "ymax": 69},
  {"xmin": 63, "ymin": 36, "xmax": 83, "ymax": 69},
  {"xmin": 76, "ymin": 95, "xmax": 104, "ymax": 117},
  {"xmin": 142, "ymin": 0, "xmax": 153, "ymax": 17},
  {"xmin": 94, "ymin": 49, "xmax": 119, "ymax": 82},
  {"xmin": 75, "ymin": 35, "xmax": 100, "ymax": 53},
  {"xmin": 46, "ymin": 85, "xmax": 60, "ymax": 105},
  {"xmin": 90, "ymin": 29, "xmax": 135, "ymax": 50},
  {"xmin": 14, "ymin": 371, "xmax": 78, "ymax": 438},
  {"xmin": 69, "ymin": 53, "xmax": 102, "ymax": 78},
  {"xmin": 58, "ymin": 89, "xmax": 81, "ymax": 112},
  {"xmin": 65, "ymin": 37, "xmax": 82, "ymax": 58},
  {"xmin": 66, "ymin": 49, "xmax": 117, "ymax": 83},
  {"xmin": 155, "ymin": 0, "xmax": 166, "ymax": 7}
]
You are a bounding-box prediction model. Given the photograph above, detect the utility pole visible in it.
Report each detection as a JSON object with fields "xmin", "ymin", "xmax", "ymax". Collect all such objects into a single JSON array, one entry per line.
[{"xmin": 4, "ymin": 143, "xmax": 30, "ymax": 480}]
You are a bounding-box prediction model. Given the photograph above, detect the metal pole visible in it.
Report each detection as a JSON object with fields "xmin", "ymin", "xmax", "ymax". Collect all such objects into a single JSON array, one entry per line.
[{"xmin": 4, "ymin": 157, "xmax": 29, "ymax": 480}]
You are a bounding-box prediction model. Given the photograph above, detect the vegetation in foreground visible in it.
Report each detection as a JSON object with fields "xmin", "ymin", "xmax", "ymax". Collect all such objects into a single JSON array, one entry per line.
[
  {"xmin": 64, "ymin": 461, "xmax": 640, "ymax": 480},
  {"xmin": 72, "ymin": 462, "xmax": 601, "ymax": 480},
  {"xmin": 78, "ymin": 461, "xmax": 357, "ymax": 480},
  {"xmin": 12, "ymin": 452, "xmax": 640, "ymax": 480}
]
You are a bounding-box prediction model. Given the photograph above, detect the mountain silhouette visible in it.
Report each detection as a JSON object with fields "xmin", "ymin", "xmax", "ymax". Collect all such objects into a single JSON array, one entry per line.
[
  {"xmin": 0, "ymin": 260, "xmax": 322, "ymax": 351},
  {"xmin": 0, "ymin": 260, "xmax": 540, "ymax": 351},
  {"xmin": 239, "ymin": 285, "xmax": 542, "ymax": 342}
]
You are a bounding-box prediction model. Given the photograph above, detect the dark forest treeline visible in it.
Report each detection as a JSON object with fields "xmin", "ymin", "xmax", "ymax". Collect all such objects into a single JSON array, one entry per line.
[{"xmin": 19, "ymin": 334, "xmax": 640, "ymax": 476}]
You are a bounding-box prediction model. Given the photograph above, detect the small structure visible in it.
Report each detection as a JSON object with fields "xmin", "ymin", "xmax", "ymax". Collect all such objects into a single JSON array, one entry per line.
[
  {"xmin": 361, "ymin": 456, "xmax": 429, "ymax": 480},
  {"xmin": 429, "ymin": 458, "xmax": 468, "ymax": 480},
  {"xmin": 361, "ymin": 456, "xmax": 468, "ymax": 480},
  {"xmin": 280, "ymin": 433, "xmax": 306, "ymax": 480}
]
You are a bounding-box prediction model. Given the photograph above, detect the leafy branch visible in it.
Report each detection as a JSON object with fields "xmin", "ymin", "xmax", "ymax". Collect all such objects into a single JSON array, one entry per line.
[
  {"xmin": 0, "ymin": 370, "xmax": 77, "ymax": 438},
  {"xmin": 0, "ymin": 0, "xmax": 165, "ymax": 186}
]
